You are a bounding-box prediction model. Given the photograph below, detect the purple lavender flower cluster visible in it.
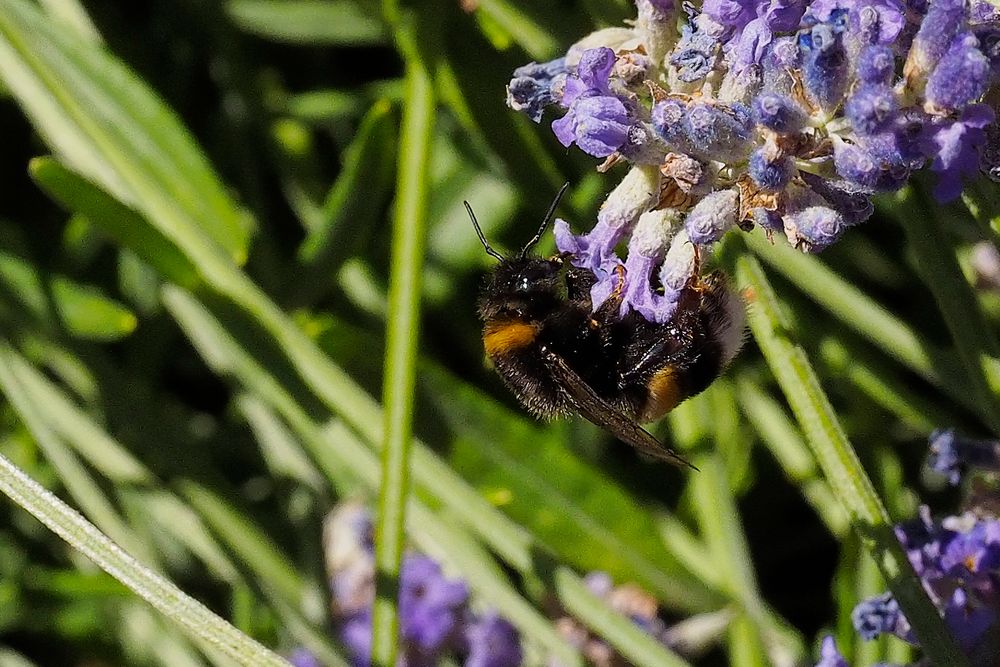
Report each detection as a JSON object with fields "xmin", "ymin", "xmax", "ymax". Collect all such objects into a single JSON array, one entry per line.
[
  {"xmin": 550, "ymin": 571, "xmax": 673, "ymax": 666},
  {"xmin": 506, "ymin": 0, "xmax": 1000, "ymax": 325},
  {"xmin": 815, "ymin": 430, "xmax": 1000, "ymax": 666},
  {"xmin": 290, "ymin": 502, "xmax": 522, "ymax": 667}
]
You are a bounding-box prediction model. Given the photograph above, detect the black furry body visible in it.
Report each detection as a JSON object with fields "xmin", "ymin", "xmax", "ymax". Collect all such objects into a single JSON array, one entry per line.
[{"xmin": 478, "ymin": 254, "xmax": 743, "ymax": 466}]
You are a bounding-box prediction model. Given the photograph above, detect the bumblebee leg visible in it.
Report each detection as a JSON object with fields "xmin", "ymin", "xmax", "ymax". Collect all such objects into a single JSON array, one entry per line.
[{"xmin": 593, "ymin": 264, "xmax": 627, "ymax": 321}]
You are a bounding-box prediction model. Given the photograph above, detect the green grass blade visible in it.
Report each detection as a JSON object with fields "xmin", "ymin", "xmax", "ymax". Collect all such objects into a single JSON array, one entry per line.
[
  {"xmin": 745, "ymin": 231, "xmax": 976, "ymax": 413},
  {"xmin": 893, "ymin": 187, "xmax": 1000, "ymax": 434},
  {"xmin": 552, "ymin": 569, "xmax": 690, "ymax": 667},
  {"xmin": 29, "ymin": 157, "xmax": 199, "ymax": 288},
  {"xmin": 0, "ymin": 452, "xmax": 290, "ymax": 667},
  {"xmin": 472, "ymin": 0, "xmax": 562, "ymax": 59},
  {"xmin": 0, "ymin": 344, "xmax": 151, "ymax": 562},
  {"xmin": 0, "ymin": 250, "xmax": 137, "ymax": 342},
  {"xmin": 0, "ymin": 0, "xmax": 252, "ymax": 262},
  {"xmin": 689, "ymin": 454, "xmax": 769, "ymax": 665},
  {"xmin": 723, "ymin": 238, "xmax": 967, "ymax": 665},
  {"xmin": 370, "ymin": 14, "xmax": 435, "ymax": 665},
  {"xmin": 162, "ymin": 286, "xmax": 584, "ymax": 666},
  {"xmin": 227, "ymin": 0, "xmax": 387, "ymax": 45},
  {"xmin": 736, "ymin": 378, "xmax": 848, "ymax": 537},
  {"xmin": 179, "ymin": 482, "xmax": 326, "ymax": 623},
  {"xmin": 293, "ymin": 100, "xmax": 396, "ymax": 302}
]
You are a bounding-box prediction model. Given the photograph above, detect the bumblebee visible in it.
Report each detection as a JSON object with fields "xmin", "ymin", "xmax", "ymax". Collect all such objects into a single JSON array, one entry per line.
[{"xmin": 467, "ymin": 184, "xmax": 745, "ymax": 468}]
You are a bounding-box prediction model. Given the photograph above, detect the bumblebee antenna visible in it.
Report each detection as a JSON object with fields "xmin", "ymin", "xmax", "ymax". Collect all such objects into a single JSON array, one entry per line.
[
  {"xmin": 464, "ymin": 201, "xmax": 505, "ymax": 262},
  {"xmin": 520, "ymin": 182, "xmax": 570, "ymax": 259}
]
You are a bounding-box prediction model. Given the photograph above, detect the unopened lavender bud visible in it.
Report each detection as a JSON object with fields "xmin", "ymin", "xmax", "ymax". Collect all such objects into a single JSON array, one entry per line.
[
  {"xmin": 631, "ymin": 208, "xmax": 682, "ymax": 257},
  {"xmin": 926, "ymin": 32, "xmax": 991, "ymax": 113},
  {"xmin": 749, "ymin": 206, "xmax": 784, "ymax": 231},
  {"xmin": 685, "ymin": 189, "xmax": 739, "ymax": 244},
  {"xmin": 784, "ymin": 205, "xmax": 846, "ymax": 251},
  {"xmin": 652, "ymin": 98, "xmax": 691, "ymax": 149},
  {"xmin": 752, "ymin": 92, "xmax": 806, "ymax": 134},
  {"xmin": 856, "ymin": 45, "xmax": 896, "ymax": 85},
  {"xmin": 682, "ymin": 101, "xmax": 753, "ymax": 161},
  {"xmin": 748, "ymin": 146, "xmax": 794, "ymax": 191},
  {"xmin": 800, "ymin": 173, "xmax": 875, "ymax": 226},
  {"xmin": 905, "ymin": 0, "xmax": 968, "ymax": 85},
  {"xmin": 801, "ymin": 22, "xmax": 849, "ymax": 114},
  {"xmin": 660, "ymin": 230, "xmax": 697, "ymax": 293},
  {"xmin": 852, "ymin": 593, "xmax": 913, "ymax": 642},
  {"xmin": 845, "ymin": 84, "xmax": 898, "ymax": 135}
]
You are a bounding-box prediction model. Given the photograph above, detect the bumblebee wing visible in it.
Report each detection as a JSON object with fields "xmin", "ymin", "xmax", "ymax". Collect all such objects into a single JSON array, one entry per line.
[{"xmin": 543, "ymin": 350, "xmax": 696, "ymax": 470}]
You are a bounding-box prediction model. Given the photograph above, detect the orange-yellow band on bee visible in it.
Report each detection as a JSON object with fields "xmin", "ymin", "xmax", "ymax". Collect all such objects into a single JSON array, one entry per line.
[
  {"xmin": 484, "ymin": 320, "xmax": 539, "ymax": 357},
  {"xmin": 642, "ymin": 366, "xmax": 684, "ymax": 422}
]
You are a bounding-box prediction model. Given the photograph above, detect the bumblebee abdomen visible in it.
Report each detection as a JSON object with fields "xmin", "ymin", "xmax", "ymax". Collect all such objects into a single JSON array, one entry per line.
[
  {"xmin": 483, "ymin": 319, "xmax": 540, "ymax": 357},
  {"xmin": 483, "ymin": 318, "xmax": 573, "ymax": 418}
]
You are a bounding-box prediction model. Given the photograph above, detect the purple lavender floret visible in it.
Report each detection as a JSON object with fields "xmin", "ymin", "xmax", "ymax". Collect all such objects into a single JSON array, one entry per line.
[
  {"xmin": 927, "ymin": 428, "xmax": 1000, "ymax": 484},
  {"xmin": 682, "ymin": 102, "xmax": 754, "ymax": 161},
  {"xmin": 506, "ymin": 58, "xmax": 568, "ymax": 123},
  {"xmin": 800, "ymin": 16, "xmax": 850, "ymax": 113},
  {"xmin": 926, "ymin": 32, "xmax": 992, "ymax": 113},
  {"xmin": 856, "ymin": 45, "xmax": 896, "ymax": 84},
  {"xmin": 752, "ymin": 92, "xmax": 806, "ymax": 133},
  {"xmin": 815, "ymin": 636, "xmax": 849, "ymax": 667},
  {"xmin": 922, "ymin": 104, "xmax": 996, "ymax": 202},
  {"xmin": 552, "ymin": 48, "xmax": 637, "ymax": 158},
  {"xmin": 503, "ymin": 0, "xmax": 1000, "ymax": 325},
  {"xmin": 852, "ymin": 593, "xmax": 916, "ymax": 642},
  {"xmin": 671, "ymin": 17, "xmax": 722, "ymax": 82},
  {"xmin": 464, "ymin": 615, "xmax": 523, "ymax": 667},
  {"xmin": 845, "ymin": 84, "xmax": 898, "ymax": 135},
  {"xmin": 321, "ymin": 504, "xmax": 523, "ymax": 667}
]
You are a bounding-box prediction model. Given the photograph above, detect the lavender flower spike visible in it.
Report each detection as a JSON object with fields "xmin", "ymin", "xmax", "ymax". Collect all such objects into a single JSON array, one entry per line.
[
  {"xmin": 926, "ymin": 428, "xmax": 1000, "ymax": 484},
  {"xmin": 815, "ymin": 636, "xmax": 848, "ymax": 667},
  {"xmin": 503, "ymin": 0, "xmax": 1000, "ymax": 322},
  {"xmin": 684, "ymin": 189, "xmax": 739, "ymax": 245}
]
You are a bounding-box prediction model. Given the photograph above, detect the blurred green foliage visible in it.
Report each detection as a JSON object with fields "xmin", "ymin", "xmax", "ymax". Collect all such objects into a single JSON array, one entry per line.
[{"xmin": 0, "ymin": 0, "xmax": 996, "ymax": 665}]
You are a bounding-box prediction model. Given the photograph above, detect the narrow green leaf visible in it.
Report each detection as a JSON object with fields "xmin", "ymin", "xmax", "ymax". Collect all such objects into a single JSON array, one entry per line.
[
  {"xmin": 30, "ymin": 157, "xmax": 199, "ymax": 288},
  {"xmin": 723, "ymin": 237, "xmax": 967, "ymax": 665},
  {"xmin": 0, "ymin": 452, "xmax": 290, "ymax": 666},
  {"xmin": 236, "ymin": 394, "xmax": 324, "ymax": 490},
  {"xmin": 227, "ymin": 0, "xmax": 387, "ymax": 45},
  {"xmin": 179, "ymin": 481, "xmax": 326, "ymax": 625},
  {"xmin": 894, "ymin": 187, "xmax": 1000, "ymax": 434},
  {"xmin": 745, "ymin": 231, "xmax": 975, "ymax": 412},
  {"xmin": 552, "ymin": 569, "xmax": 691, "ymax": 667},
  {"xmin": 0, "ymin": 0, "xmax": 252, "ymax": 262},
  {"xmin": 816, "ymin": 336, "xmax": 958, "ymax": 435},
  {"xmin": 0, "ymin": 249, "xmax": 136, "ymax": 342},
  {"xmin": 473, "ymin": 0, "xmax": 561, "ymax": 59},
  {"xmin": 0, "ymin": 345, "xmax": 151, "ymax": 562},
  {"xmin": 371, "ymin": 14, "xmax": 435, "ymax": 665},
  {"xmin": 1, "ymin": 347, "xmax": 152, "ymax": 485},
  {"xmin": 292, "ymin": 100, "xmax": 396, "ymax": 304},
  {"xmin": 736, "ymin": 378, "xmax": 848, "ymax": 536},
  {"xmin": 689, "ymin": 453, "xmax": 784, "ymax": 665},
  {"xmin": 38, "ymin": 0, "xmax": 101, "ymax": 43}
]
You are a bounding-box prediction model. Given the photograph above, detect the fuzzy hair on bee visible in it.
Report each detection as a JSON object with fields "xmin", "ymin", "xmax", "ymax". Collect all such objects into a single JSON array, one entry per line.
[{"xmin": 467, "ymin": 184, "xmax": 745, "ymax": 468}]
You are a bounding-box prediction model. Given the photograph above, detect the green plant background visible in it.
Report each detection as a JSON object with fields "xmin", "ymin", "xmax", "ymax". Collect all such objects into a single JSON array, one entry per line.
[{"xmin": 0, "ymin": 0, "xmax": 995, "ymax": 665}]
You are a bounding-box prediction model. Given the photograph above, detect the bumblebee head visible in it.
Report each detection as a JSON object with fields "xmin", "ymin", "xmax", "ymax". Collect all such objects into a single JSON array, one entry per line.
[
  {"xmin": 477, "ymin": 256, "xmax": 566, "ymax": 320},
  {"xmin": 466, "ymin": 183, "xmax": 571, "ymax": 321}
]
